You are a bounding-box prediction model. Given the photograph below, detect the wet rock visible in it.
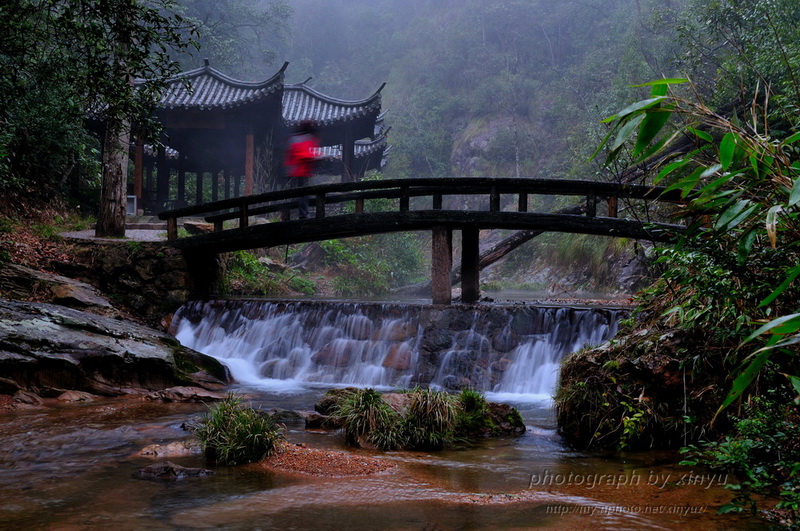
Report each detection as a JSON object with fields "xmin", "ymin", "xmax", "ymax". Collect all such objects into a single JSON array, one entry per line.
[
  {"xmin": 137, "ymin": 461, "xmax": 213, "ymax": 480},
  {"xmin": 382, "ymin": 343, "xmax": 413, "ymax": 371},
  {"xmin": 57, "ymin": 390, "xmax": 98, "ymax": 402},
  {"xmin": 0, "ymin": 299, "xmax": 230, "ymax": 397},
  {"xmin": 139, "ymin": 440, "xmax": 201, "ymax": 458},
  {"xmin": 300, "ymin": 410, "xmax": 341, "ymax": 429},
  {"xmin": 146, "ymin": 386, "xmax": 226, "ymax": 403},
  {"xmin": 13, "ymin": 390, "xmax": 43, "ymax": 406},
  {"xmin": 487, "ymin": 402, "xmax": 526, "ymax": 435},
  {"xmin": 380, "ymin": 392, "xmax": 410, "ymax": 413},
  {"xmin": 270, "ymin": 409, "xmax": 305, "ymax": 423},
  {"xmin": 311, "ymin": 342, "xmax": 355, "ymax": 367},
  {"xmin": 0, "ymin": 376, "xmax": 20, "ymax": 394},
  {"xmin": 375, "ymin": 321, "xmax": 415, "ymax": 341}
]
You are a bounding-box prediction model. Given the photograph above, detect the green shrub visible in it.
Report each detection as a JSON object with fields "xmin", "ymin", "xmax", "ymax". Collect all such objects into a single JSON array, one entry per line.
[{"xmin": 195, "ymin": 393, "xmax": 282, "ymax": 465}]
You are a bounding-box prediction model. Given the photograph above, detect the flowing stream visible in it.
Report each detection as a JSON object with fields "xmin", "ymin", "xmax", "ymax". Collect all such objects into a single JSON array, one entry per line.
[
  {"xmin": 171, "ymin": 299, "xmax": 621, "ymax": 401},
  {"xmin": 0, "ymin": 300, "xmax": 763, "ymax": 529}
]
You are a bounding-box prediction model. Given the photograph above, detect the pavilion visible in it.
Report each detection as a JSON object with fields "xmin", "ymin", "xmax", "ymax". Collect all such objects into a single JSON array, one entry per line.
[{"xmin": 131, "ymin": 60, "xmax": 388, "ymax": 214}]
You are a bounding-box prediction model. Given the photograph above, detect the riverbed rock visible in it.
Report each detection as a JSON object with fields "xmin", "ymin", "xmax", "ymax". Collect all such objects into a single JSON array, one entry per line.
[
  {"xmin": 314, "ymin": 387, "xmax": 359, "ymax": 415},
  {"xmin": 57, "ymin": 390, "xmax": 98, "ymax": 402},
  {"xmin": 0, "ymin": 263, "xmax": 121, "ymax": 318},
  {"xmin": 139, "ymin": 440, "xmax": 202, "ymax": 458},
  {"xmin": 382, "ymin": 343, "xmax": 413, "ymax": 371},
  {"xmin": 138, "ymin": 461, "xmax": 213, "ymax": 479},
  {"xmin": 0, "ymin": 298, "xmax": 230, "ymax": 397},
  {"xmin": 146, "ymin": 386, "xmax": 226, "ymax": 403}
]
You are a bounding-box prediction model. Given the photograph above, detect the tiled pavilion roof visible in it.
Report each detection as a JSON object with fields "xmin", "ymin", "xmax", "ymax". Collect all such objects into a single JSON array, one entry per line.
[
  {"xmin": 282, "ymin": 81, "xmax": 385, "ymax": 126},
  {"xmin": 157, "ymin": 60, "xmax": 287, "ymax": 110}
]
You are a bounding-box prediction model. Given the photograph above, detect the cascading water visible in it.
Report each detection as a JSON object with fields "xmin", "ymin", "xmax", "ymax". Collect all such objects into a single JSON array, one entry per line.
[{"xmin": 172, "ymin": 300, "xmax": 622, "ymax": 400}]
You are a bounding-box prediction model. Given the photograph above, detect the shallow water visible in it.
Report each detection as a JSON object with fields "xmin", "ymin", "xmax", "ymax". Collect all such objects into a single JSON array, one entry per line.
[{"xmin": 0, "ymin": 388, "xmax": 763, "ymax": 530}]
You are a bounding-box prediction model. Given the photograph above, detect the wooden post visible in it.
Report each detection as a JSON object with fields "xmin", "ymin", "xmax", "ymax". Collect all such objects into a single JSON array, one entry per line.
[
  {"xmin": 462, "ymin": 227, "xmax": 480, "ymax": 304},
  {"xmin": 355, "ymin": 197, "xmax": 364, "ymax": 214},
  {"xmin": 224, "ymin": 171, "xmax": 231, "ymax": 200},
  {"xmin": 239, "ymin": 203, "xmax": 249, "ymax": 228},
  {"xmin": 167, "ymin": 217, "xmax": 178, "ymax": 241},
  {"xmin": 518, "ymin": 192, "xmax": 528, "ymax": 213},
  {"xmin": 156, "ymin": 145, "xmax": 168, "ymax": 206},
  {"xmin": 245, "ymin": 133, "xmax": 254, "ymax": 195},
  {"xmin": 607, "ymin": 196, "xmax": 618, "ymax": 218},
  {"xmin": 587, "ymin": 193, "xmax": 597, "ymax": 218},
  {"xmin": 431, "ymin": 226, "xmax": 453, "ymax": 305},
  {"xmin": 316, "ymin": 193, "xmax": 326, "ymax": 218},
  {"xmin": 400, "ymin": 186, "xmax": 410, "ymax": 212},
  {"xmin": 433, "ymin": 194, "xmax": 443, "ymax": 210},
  {"xmin": 490, "ymin": 186, "xmax": 500, "ymax": 212}
]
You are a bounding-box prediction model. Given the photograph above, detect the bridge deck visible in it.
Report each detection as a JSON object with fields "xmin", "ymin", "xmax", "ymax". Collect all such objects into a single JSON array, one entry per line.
[{"xmin": 158, "ymin": 177, "xmax": 687, "ymax": 304}]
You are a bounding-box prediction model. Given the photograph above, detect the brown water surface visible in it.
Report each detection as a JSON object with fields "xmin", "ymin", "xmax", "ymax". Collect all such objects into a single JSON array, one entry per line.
[{"xmin": 0, "ymin": 391, "xmax": 763, "ymax": 530}]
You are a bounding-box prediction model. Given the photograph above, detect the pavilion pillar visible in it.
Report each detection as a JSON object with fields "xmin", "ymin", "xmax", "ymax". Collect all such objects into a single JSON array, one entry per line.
[
  {"xmin": 156, "ymin": 145, "xmax": 168, "ymax": 206},
  {"xmin": 244, "ymin": 133, "xmax": 254, "ymax": 195},
  {"xmin": 461, "ymin": 227, "xmax": 480, "ymax": 304},
  {"xmin": 195, "ymin": 172, "xmax": 203, "ymax": 205},
  {"xmin": 431, "ymin": 226, "xmax": 453, "ymax": 305},
  {"xmin": 212, "ymin": 170, "xmax": 220, "ymax": 202},
  {"xmin": 177, "ymin": 154, "xmax": 186, "ymax": 204},
  {"xmin": 224, "ymin": 171, "xmax": 231, "ymax": 200},
  {"xmin": 342, "ymin": 129, "xmax": 355, "ymax": 183},
  {"xmin": 133, "ymin": 140, "xmax": 143, "ymax": 205}
]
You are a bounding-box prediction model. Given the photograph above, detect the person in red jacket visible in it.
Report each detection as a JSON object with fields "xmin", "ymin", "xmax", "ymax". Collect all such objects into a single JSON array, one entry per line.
[{"xmin": 283, "ymin": 120, "xmax": 321, "ymax": 219}]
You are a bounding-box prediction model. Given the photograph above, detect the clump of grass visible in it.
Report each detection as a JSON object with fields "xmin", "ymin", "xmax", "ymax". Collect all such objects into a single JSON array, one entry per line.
[
  {"xmin": 402, "ymin": 387, "xmax": 457, "ymax": 450},
  {"xmin": 454, "ymin": 388, "xmax": 494, "ymax": 436},
  {"xmin": 335, "ymin": 388, "xmax": 401, "ymax": 448},
  {"xmin": 195, "ymin": 393, "xmax": 282, "ymax": 465}
]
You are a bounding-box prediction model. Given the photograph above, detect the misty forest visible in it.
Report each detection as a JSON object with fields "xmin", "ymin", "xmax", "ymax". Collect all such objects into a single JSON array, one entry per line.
[{"xmin": 1, "ymin": 0, "xmax": 800, "ymax": 528}]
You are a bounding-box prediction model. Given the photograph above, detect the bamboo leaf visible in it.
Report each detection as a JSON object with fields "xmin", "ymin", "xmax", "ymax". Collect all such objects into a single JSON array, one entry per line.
[
  {"xmin": 687, "ymin": 127, "xmax": 713, "ymax": 143},
  {"xmin": 633, "ymin": 108, "xmax": 672, "ymax": 157},
  {"xmin": 784, "ymin": 131, "xmax": 800, "ymax": 144},
  {"xmin": 601, "ymin": 97, "xmax": 667, "ymax": 124},
  {"xmin": 654, "ymin": 158, "xmax": 691, "ymax": 185},
  {"xmin": 789, "ymin": 177, "xmax": 800, "ymax": 206},
  {"xmin": 760, "ymin": 266, "xmax": 800, "ymax": 306},
  {"xmin": 720, "ymin": 132, "xmax": 737, "ymax": 171},
  {"xmin": 737, "ymin": 226, "xmax": 758, "ymax": 264},
  {"xmin": 744, "ymin": 313, "xmax": 800, "ymax": 343},
  {"xmin": 630, "ymin": 78, "xmax": 689, "ymax": 87},
  {"xmin": 715, "ymin": 199, "xmax": 752, "ymax": 230},
  {"xmin": 714, "ymin": 350, "xmax": 771, "ymax": 421},
  {"xmin": 610, "ymin": 114, "xmax": 646, "ymax": 153}
]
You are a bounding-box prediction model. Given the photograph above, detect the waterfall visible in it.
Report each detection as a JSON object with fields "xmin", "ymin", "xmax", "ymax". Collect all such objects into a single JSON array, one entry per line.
[{"xmin": 172, "ymin": 300, "xmax": 621, "ymax": 400}]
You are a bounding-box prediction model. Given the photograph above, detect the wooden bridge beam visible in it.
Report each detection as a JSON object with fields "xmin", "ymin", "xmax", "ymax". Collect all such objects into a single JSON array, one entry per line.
[
  {"xmin": 461, "ymin": 227, "xmax": 480, "ymax": 304},
  {"xmin": 431, "ymin": 226, "xmax": 452, "ymax": 305}
]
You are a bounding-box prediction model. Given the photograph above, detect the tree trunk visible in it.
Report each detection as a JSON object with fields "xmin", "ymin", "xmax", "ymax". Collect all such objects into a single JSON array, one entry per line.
[{"xmin": 96, "ymin": 117, "xmax": 130, "ymax": 238}]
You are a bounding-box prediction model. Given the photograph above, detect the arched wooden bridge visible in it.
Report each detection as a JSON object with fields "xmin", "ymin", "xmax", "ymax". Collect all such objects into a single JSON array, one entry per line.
[{"xmin": 159, "ymin": 177, "xmax": 687, "ymax": 304}]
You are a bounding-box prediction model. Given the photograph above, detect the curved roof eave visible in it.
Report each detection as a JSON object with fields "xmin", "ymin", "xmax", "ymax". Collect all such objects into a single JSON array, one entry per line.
[{"xmin": 282, "ymin": 82, "xmax": 386, "ymax": 126}]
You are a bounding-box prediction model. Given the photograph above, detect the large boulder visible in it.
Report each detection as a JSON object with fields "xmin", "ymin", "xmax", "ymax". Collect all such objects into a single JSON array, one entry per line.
[{"xmin": 0, "ymin": 298, "xmax": 230, "ymax": 398}]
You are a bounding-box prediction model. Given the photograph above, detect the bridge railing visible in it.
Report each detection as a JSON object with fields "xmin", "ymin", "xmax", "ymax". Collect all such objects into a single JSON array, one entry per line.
[{"xmin": 157, "ymin": 177, "xmax": 684, "ymax": 241}]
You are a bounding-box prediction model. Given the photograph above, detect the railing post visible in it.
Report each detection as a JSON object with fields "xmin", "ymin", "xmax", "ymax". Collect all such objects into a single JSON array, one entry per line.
[
  {"xmin": 518, "ymin": 192, "xmax": 528, "ymax": 213},
  {"xmin": 214, "ymin": 220, "xmax": 223, "ymax": 232},
  {"xmin": 433, "ymin": 193, "xmax": 442, "ymax": 210},
  {"xmin": 587, "ymin": 193, "xmax": 597, "ymax": 218},
  {"xmin": 355, "ymin": 197, "xmax": 364, "ymax": 214},
  {"xmin": 490, "ymin": 186, "xmax": 500, "ymax": 212},
  {"xmin": 316, "ymin": 193, "xmax": 326, "ymax": 218},
  {"xmin": 239, "ymin": 203, "xmax": 249, "ymax": 228},
  {"xmin": 607, "ymin": 196, "xmax": 618, "ymax": 218},
  {"xmin": 167, "ymin": 216, "xmax": 178, "ymax": 241},
  {"xmin": 400, "ymin": 186, "xmax": 410, "ymax": 212}
]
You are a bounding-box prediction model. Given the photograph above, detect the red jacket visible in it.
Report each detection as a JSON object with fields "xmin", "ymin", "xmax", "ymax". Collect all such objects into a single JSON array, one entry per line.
[{"xmin": 284, "ymin": 133, "xmax": 320, "ymax": 178}]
